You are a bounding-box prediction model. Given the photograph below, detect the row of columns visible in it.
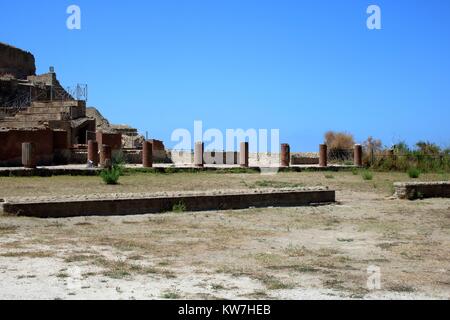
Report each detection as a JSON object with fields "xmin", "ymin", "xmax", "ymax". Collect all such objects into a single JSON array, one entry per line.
[
  {"xmin": 22, "ymin": 140, "xmax": 155, "ymax": 169},
  {"xmin": 20, "ymin": 141, "xmax": 364, "ymax": 169},
  {"xmin": 193, "ymin": 142, "xmax": 251, "ymax": 168},
  {"xmin": 317, "ymin": 144, "xmax": 363, "ymax": 168},
  {"xmin": 88, "ymin": 140, "xmax": 155, "ymax": 168},
  {"xmin": 87, "ymin": 140, "xmax": 112, "ymax": 168},
  {"xmin": 191, "ymin": 142, "xmax": 364, "ymax": 168}
]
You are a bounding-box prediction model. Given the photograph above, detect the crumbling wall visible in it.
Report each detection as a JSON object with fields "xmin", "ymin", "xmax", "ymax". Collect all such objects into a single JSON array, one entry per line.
[
  {"xmin": 0, "ymin": 129, "xmax": 55, "ymax": 166},
  {"xmin": 148, "ymin": 139, "xmax": 168, "ymax": 162},
  {"xmin": 96, "ymin": 131, "xmax": 122, "ymax": 150},
  {"xmin": 0, "ymin": 42, "xmax": 36, "ymax": 79}
]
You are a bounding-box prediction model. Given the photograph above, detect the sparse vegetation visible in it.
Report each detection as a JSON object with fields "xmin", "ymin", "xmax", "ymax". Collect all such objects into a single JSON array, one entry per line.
[
  {"xmin": 0, "ymin": 171, "xmax": 448, "ymax": 299},
  {"xmin": 247, "ymin": 180, "xmax": 304, "ymax": 189},
  {"xmin": 325, "ymin": 131, "xmax": 355, "ymax": 162},
  {"xmin": 0, "ymin": 224, "xmax": 18, "ymax": 235},
  {"xmin": 361, "ymin": 170, "xmax": 373, "ymax": 181},
  {"xmin": 388, "ymin": 284, "xmax": 416, "ymax": 293},
  {"xmin": 172, "ymin": 201, "xmax": 186, "ymax": 213},
  {"xmin": 100, "ymin": 164, "xmax": 123, "ymax": 185},
  {"xmin": 365, "ymin": 140, "xmax": 450, "ymax": 173},
  {"xmin": 160, "ymin": 290, "xmax": 181, "ymax": 299},
  {"xmin": 0, "ymin": 251, "xmax": 54, "ymax": 258},
  {"xmin": 407, "ymin": 167, "xmax": 421, "ymax": 179}
]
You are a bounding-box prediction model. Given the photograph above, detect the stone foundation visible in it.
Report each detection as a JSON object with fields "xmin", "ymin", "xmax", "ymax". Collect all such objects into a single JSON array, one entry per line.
[
  {"xmin": 2, "ymin": 188, "xmax": 335, "ymax": 218},
  {"xmin": 394, "ymin": 181, "xmax": 450, "ymax": 200}
]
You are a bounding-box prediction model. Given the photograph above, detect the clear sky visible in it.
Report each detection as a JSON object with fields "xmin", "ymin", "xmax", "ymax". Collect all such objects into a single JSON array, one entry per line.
[{"xmin": 1, "ymin": 0, "xmax": 449, "ymax": 151}]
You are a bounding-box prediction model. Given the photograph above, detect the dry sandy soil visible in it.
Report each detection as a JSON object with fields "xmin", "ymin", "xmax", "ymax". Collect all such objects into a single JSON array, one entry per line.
[{"xmin": 0, "ymin": 171, "xmax": 449, "ymax": 300}]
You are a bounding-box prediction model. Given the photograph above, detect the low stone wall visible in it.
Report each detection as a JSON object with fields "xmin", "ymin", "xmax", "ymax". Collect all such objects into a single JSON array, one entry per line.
[
  {"xmin": 204, "ymin": 152, "xmax": 238, "ymax": 165},
  {"xmin": 169, "ymin": 151, "xmax": 193, "ymax": 165},
  {"xmin": 2, "ymin": 188, "xmax": 335, "ymax": 218},
  {"xmin": 394, "ymin": 181, "xmax": 450, "ymax": 200},
  {"xmin": 0, "ymin": 128, "xmax": 68, "ymax": 166},
  {"xmin": 291, "ymin": 153, "xmax": 320, "ymax": 165},
  {"xmin": 168, "ymin": 151, "xmax": 281, "ymax": 166},
  {"xmin": 164, "ymin": 151, "xmax": 323, "ymax": 166}
]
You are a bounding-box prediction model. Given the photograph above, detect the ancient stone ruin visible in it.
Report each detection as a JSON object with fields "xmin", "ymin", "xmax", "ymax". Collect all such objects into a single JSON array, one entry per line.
[
  {"xmin": 1, "ymin": 42, "xmax": 362, "ymax": 170},
  {"xmin": 0, "ymin": 42, "xmax": 166, "ymax": 167}
]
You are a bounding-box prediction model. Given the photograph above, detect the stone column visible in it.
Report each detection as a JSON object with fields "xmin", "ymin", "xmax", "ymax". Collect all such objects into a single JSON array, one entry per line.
[
  {"xmin": 319, "ymin": 144, "xmax": 328, "ymax": 167},
  {"xmin": 354, "ymin": 144, "xmax": 363, "ymax": 167},
  {"xmin": 194, "ymin": 142, "xmax": 204, "ymax": 167},
  {"xmin": 239, "ymin": 142, "xmax": 249, "ymax": 167},
  {"xmin": 100, "ymin": 144, "xmax": 112, "ymax": 168},
  {"xmin": 280, "ymin": 144, "xmax": 290, "ymax": 167},
  {"xmin": 22, "ymin": 142, "xmax": 36, "ymax": 169},
  {"xmin": 142, "ymin": 141, "xmax": 153, "ymax": 168},
  {"xmin": 87, "ymin": 140, "xmax": 99, "ymax": 167}
]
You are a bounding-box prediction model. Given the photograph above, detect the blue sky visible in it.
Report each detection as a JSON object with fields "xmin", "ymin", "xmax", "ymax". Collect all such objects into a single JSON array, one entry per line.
[{"xmin": 1, "ymin": 0, "xmax": 449, "ymax": 151}]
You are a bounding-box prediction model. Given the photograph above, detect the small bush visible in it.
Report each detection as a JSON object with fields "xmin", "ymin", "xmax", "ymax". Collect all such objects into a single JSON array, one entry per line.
[
  {"xmin": 172, "ymin": 202, "xmax": 186, "ymax": 213},
  {"xmin": 407, "ymin": 167, "xmax": 421, "ymax": 179},
  {"xmin": 100, "ymin": 165, "xmax": 122, "ymax": 185},
  {"xmin": 325, "ymin": 131, "xmax": 355, "ymax": 162},
  {"xmin": 362, "ymin": 170, "xmax": 373, "ymax": 181}
]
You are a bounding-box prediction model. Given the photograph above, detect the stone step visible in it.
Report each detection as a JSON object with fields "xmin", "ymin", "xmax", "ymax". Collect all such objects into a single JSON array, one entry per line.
[{"xmin": 13, "ymin": 113, "xmax": 63, "ymax": 121}]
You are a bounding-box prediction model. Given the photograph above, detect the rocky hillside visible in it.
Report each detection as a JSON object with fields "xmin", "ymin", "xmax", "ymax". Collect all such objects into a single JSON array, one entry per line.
[
  {"xmin": 0, "ymin": 42, "xmax": 36, "ymax": 79},
  {"xmin": 86, "ymin": 107, "xmax": 110, "ymax": 130},
  {"xmin": 86, "ymin": 106, "xmax": 145, "ymax": 148}
]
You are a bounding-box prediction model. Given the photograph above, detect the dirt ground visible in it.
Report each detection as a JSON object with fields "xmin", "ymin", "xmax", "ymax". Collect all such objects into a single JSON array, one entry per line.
[{"xmin": 0, "ymin": 171, "xmax": 449, "ymax": 300}]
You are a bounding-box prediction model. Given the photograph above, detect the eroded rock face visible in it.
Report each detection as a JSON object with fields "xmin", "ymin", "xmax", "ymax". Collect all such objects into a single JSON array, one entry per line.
[{"xmin": 0, "ymin": 42, "xmax": 36, "ymax": 79}]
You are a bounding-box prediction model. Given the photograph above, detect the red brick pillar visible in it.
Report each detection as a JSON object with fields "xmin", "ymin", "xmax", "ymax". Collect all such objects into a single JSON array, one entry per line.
[
  {"xmin": 100, "ymin": 144, "xmax": 112, "ymax": 168},
  {"xmin": 354, "ymin": 144, "xmax": 363, "ymax": 167},
  {"xmin": 88, "ymin": 140, "xmax": 99, "ymax": 167},
  {"xmin": 280, "ymin": 144, "xmax": 290, "ymax": 167},
  {"xmin": 194, "ymin": 142, "xmax": 204, "ymax": 167},
  {"xmin": 239, "ymin": 142, "xmax": 249, "ymax": 167},
  {"xmin": 319, "ymin": 144, "xmax": 328, "ymax": 167},
  {"xmin": 22, "ymin": 142, "xmax": 36, "ymax": 169},
  {"xmin": 142, "ymin": 141, "xmax": 153, "ymax": 168}
]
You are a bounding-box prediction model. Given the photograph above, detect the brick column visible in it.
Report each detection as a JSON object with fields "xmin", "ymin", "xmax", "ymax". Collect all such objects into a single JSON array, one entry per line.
[
  {"xmin": 194, "ymin": 142, "xmax": 204, "ymax": 167},
  {"xmin": 354, "ymin": 144, "xmax": 363, "ymax": 167},
  {"xmin": 22, "ymin": 142, "xmax": 36, "ymax": 169},
  {"xmin": 280, "ymin": 144, "xmax": 290, "ymax": 167},
  {"xmin": 239, "ymin": 142, "xmax": 249, "ymax": 167},
  {"xmin": 319, "ymin": 144, "xmax": 328, "ymax": 167},
  {"xmin": 100, "ymin": 144, "xmax": 112, "ymax": 168},
  {"xmin": 142, "ymin": 141, "xmax": 153, "ymax": 168},
  {"xmin": 87, "ymin": 140, "xmax": 99, "ymax": 167}
]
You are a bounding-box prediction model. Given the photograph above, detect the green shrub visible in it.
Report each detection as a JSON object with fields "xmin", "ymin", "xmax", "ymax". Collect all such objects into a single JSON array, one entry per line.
[
  {"xmin": 172, "ymin": 201, "xmax": 186, "ymax": 213},
  {"xmin": 351, "ymin": 168, "xmax": 359, "ymax": 175},
  {"xmin": 362, "ymin": 170, "xmax": 373, "ymax": 181},
  {"xmin": 100, "ymin": 165, "xmax": 123, "ymax": 185},
  {"xmin": 407, "ymin": 167, "xmax": 421, "ymax": 179}
]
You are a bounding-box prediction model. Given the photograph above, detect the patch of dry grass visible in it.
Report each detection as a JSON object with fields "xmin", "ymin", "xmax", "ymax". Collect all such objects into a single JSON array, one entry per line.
[
  {"xmin": 0, "ymin": 224, "xmax": 18, "ymax": 235},
  {"xmin": 0, "ymin": 251, "xmax": 54, "ymax": 258},
  {"xmin": 0, "ymin": 171, "xmax": 448, "ymax": 299}
]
